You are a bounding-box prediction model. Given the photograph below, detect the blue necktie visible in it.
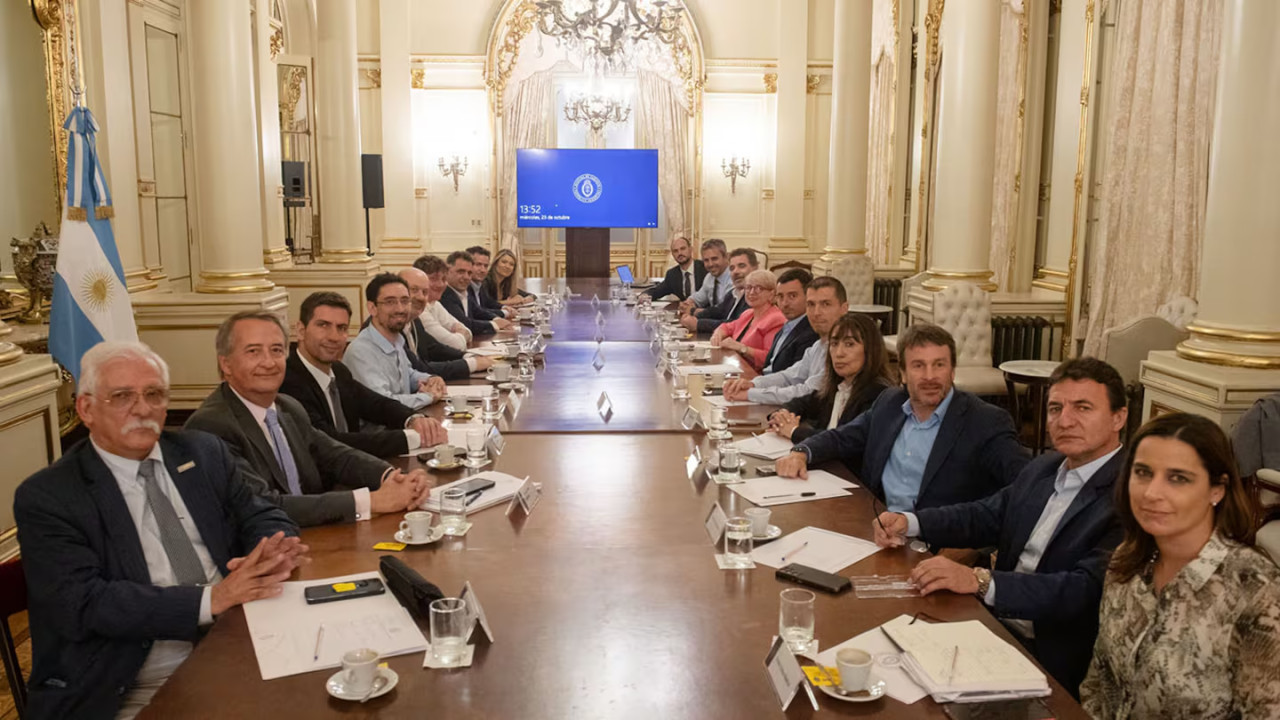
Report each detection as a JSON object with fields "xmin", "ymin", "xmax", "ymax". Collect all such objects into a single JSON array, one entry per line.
[{"xmin": 264, "ymin": 407, "xmax": 303, "ymax": 496}]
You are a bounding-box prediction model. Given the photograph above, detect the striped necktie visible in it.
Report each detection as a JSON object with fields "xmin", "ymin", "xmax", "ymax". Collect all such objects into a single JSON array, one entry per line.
[
  {"xmin": 138, "ymin": 459, "xmax": 207, "ymax": 586},
  {"xmin": 264, "ymin": 408, "xmax": 304, "ymax": 496}
]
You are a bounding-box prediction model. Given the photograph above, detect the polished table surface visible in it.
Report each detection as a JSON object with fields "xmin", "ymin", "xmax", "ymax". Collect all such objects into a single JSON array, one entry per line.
[{"xmin": 140, "ymin": 279, "xmax": 1087, "ymax": 719}]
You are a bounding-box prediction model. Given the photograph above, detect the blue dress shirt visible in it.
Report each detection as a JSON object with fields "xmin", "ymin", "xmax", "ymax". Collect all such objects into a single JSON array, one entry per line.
[
  {"xmin": 763, "ymin": 315, "xmax": 803, "ymax": 373},
  {"xmin": 881, "ymin": 387, "xmax": 956, "ymax": 511},
  {"xmin": 343, "ymin": 324, "xmax": 438, "ymax": 409}
]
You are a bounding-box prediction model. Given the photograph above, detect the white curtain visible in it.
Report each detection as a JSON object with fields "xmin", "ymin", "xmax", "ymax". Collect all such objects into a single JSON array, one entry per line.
[
  {"xmin": 500, "ymin": 70, "xmax": 554, "ymax": 277},
  {"xmin": 1082, "ymin": 0, "xmax": 1221, "ymax": 355},
  {"xmin": 636, "ymin": 70, "xmax": 690, "ymax": 235},
  {"xmin": 865, "ymin": 0, "xmax": 897, "ymax": 265},
  {"xmin": 988, "ymin": 0, "xmax": 1028, "ymax": 291}
]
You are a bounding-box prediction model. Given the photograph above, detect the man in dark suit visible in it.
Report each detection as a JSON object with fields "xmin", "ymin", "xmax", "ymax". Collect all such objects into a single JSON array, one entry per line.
[
  {"xmin": 875, "ymin": 357, "xmax": 1129, "ymax": 697},
  {"xmin": 186, "ymin": 311, "xmax": 428, "ymax": 527},
  {"xmin": 644, "ymin": 234, "xmax": 706, "ymax": 301},
  {"xmin": 681, "ymin": 247, "xmax": 758, "ymax": 335},
  {"xmin": 398, "ymin": 267, "xmax": 493, "ymax": 380},
  {"xmin": 440, "ymin": 250, "xmax": 514, "ymax": 336},
  {"xmin": 14, "ymin": 341, "xmax": 306, "ymax": 720},
  {"xmin": 279, "ymin": 291, "xmax": 448, "ymax": 458},
  {"xmin": 761, "ymin": 267, "xmax": 819, "ymax": 374},
  {"xmin": 778, "ymin": 323, "xmax": 1029, "ymax": 511}
]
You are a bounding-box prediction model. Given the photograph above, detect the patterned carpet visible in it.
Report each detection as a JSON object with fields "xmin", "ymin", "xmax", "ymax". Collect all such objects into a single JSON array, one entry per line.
[{"xmin": 0, "ymin": 612, "xmax": 30, "ymax": 720}]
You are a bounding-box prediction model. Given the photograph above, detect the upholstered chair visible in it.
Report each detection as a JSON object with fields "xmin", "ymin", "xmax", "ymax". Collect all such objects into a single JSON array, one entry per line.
[
  {"xmin": 929, "ymin": 282, "xmax": 1007, "ymax": 396},
  {"xmin": 1156, "ymin": 295, "xmax": 1198, "ymax": 330},
  {"xmin": 828, "ymin": 254, "xmax": 874, "ymax": 306}
]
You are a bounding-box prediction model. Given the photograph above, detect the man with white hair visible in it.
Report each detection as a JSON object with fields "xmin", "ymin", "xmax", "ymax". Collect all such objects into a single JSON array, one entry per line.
[{"xmin": 14, "ymin": 341, "xmax": 306, "ymax": 720}]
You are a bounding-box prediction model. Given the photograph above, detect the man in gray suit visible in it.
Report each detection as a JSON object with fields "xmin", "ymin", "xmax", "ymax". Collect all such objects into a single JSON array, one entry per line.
[{"xmin": 186, "ymin": 310, "xmax": 428, "ymax": 527}]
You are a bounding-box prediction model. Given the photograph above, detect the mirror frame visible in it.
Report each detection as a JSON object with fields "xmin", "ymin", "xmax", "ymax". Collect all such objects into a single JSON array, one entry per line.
[{"xmin": 28, "ymin": 0, "xmax": 77, "ymax": 224}]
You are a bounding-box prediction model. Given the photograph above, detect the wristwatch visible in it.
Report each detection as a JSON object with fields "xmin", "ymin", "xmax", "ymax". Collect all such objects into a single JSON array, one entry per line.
[
  {"xmin": 972, "ymin": 567, "xmax": 992, "ymax": 599},
  {"xmin": 790, "ymin": 445, "xmax": 812, "ymax": 462}
]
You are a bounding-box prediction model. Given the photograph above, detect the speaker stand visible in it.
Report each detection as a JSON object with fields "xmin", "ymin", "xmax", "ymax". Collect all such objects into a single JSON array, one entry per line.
[{"xmin": 364, "ymin": 208, "xmax": 373, "ymax": 256}]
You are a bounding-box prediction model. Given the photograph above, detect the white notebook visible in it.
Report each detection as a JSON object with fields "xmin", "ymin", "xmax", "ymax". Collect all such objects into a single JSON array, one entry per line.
[{"xmin": 880, "ymin": 615, "xmax": 1049, "ymax": 702}]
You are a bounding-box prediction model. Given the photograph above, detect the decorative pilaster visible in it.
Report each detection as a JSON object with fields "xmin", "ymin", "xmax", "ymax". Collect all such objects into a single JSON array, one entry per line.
[
  {"xmin": 375, "ymin": 0, "xmax": 423, "ymax": 270},
  {"xmin": 255, "ymin": 0, "xmax": 291, "ymax": 270},
  {"xmin": 770, "ymin": 0, "xmax": 808, "ymax": 249}
]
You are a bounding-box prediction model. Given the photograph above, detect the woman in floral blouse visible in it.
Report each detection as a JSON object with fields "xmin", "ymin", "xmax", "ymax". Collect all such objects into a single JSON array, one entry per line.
[{"xmin": 1081, "ymin": 413, "xmax": 1280, "ymax": 719}]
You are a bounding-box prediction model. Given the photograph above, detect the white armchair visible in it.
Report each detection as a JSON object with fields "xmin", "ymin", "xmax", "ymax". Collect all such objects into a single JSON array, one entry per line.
[
  {"xmin": 884, "ymin": 272, "xmax": 928, "ymax": 357},
  {"xmin": 1256, "ymin": 469, "xmax": 1280, "ymax": 568},
  {"xmin": 931, "ymin": 282, "xmax": 1007, "ymax": 396},
  {"xmin": 828, "ymin": 254, "xmax": 874, "ymax": 306},
  {"xmin": 1156, "ymin": 295, "xmax": 1198, "ymax": 330}
]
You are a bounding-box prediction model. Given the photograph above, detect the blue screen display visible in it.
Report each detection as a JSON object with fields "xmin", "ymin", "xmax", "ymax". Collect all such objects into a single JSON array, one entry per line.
[{"xmin": 516, "ymin": 149, "xmax": 659, "ymax": 228}]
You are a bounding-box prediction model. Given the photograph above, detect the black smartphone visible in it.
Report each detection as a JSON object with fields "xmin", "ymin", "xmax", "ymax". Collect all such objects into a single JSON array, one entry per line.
[
  {"xmin": 776, "ymin": 563, "xmax": 851, "ymax": 594},
  {"xmin": 453, "ymin": 477, "xmax": 496, "ymax": 495},
  {"xmin": 943, "ymin": 698, "xmax": 1055, "ymax": 720},
  {"xmin": 303, "ymin": 578, "xmax": 386, "ymax": 605},
  {"xmin": 756, "ymin": 464, "xmax": 777, "ymax": 476}
]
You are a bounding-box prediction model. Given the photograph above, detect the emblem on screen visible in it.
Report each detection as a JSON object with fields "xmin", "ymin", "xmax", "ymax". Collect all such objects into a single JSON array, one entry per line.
[{"xmin": 571, "ymin": 173, "xmax": 603, "ymax": 204}]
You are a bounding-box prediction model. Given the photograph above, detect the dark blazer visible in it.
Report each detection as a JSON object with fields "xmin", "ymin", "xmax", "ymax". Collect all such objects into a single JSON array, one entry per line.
[
  {"xmin": 403, "ymin": 318, "xmax": 471, "ymax": 380},
  {"xmin": 763, "ymin": 316, "xmax": 819, "ymax": 374},
  {"xmin": 14, "ymin": 432, "xmax": 297, "ymax": 720},
  {"xmin": 467, "ymin": 284, "xmax": 503, "ymax": 321},
  {"xmin": 440, "ymin": 285, "xmax": 498, "ymax": 336},
  {"xmin": 480, "ymin": 279, "xmax": 533, "ymax": 310},
  {"xmin": 645, "ymin": 260, "xmax": 707, "ymax": 301},
  {"xmin": 184, "ymin": 383, "xmax": 390, "ymax": 527},
  {"xmin": 783, "ymin": 377, "xmax": 892, "ymax": 443},
  {"xmin": 279, "ymin": 347, "xmax": 416, "ymax": 457},
  {"xmin": 798, "ymin": 387, "xmax": 1029, "ymax": 511},
  {"xmin": 694, "ymin": 291, "xmax": 747, "ymax": 334},
  {"xmin": 914, "ymin": 449, "xmax": 1125, "ymax": 696}
]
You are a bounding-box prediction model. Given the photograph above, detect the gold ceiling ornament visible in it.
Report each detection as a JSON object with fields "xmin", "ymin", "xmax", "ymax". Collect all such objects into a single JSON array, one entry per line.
[{"xmin": 763, "ymin": 72, "xmax": 778, "ymax": 93}]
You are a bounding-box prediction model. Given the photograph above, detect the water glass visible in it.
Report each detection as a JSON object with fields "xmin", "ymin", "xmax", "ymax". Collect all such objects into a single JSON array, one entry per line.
[
  {"xmin": 429, "ymin": 597, "xmax": 471, "ymax": 666},
  {"xmin": 440, "ymin": 487, "xmax": 467, "ymax": 535},
  {"xmin": 718, "ymin": 444, "xmax": 742, "ymax": 482},
  {"xmin": 519, "ymin": 356, "xmax": 533, "ymax": 379},
  {"xmin": 666, "ymin": 346, "xmax": 680, "ymax": 367},
  {"xmin": 724, "ymin": 517, "xmax": 754, "ymax": 568},
  {"xmin": 465, "ymin": 427, "xmax": 487, "ymax": 465},
  {"xmin": 482, "ymin": 394, "xmax": 501, "ymax": 419},
  {"xmin": 707, "ymin": 405, "xmax": 730, "ymax": 439},
  {"xmin": 671, "ymin": 370, "xmax": 690, "ymax": 399},
  {"xmin": 779, "ymin": 588, "xmax": 816, "ymax": 654}
]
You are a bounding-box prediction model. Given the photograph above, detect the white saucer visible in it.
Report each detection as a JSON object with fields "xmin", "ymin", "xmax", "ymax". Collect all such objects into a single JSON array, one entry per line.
[
  {"xmin": 394, "ymin": 526, "xmax": 445, "ymax": 545},
  {"xmin": 425, "ymin": 457, "xmax": 463, "ymax": 470},
  {"xmin": 326, "ymin": 667, "xmax": 398, "ymax": 702},
  {"xmin": 485, "ymin": 373, "xmax": 517, "ymax": 382},
  {"xmin": 497, "ymin": 381, "xmax": 525, "ymax": 391},
  {"xmin": 817, "ymin": 675, "xmax": 886, "ymax": 703},
  {"xmin": 753, "ymin": 524, "xmax": 782, "ymax": 542}
]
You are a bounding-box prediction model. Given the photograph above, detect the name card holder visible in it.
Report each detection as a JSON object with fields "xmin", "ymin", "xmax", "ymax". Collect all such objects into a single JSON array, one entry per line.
[
  {"xmin": 764, "ymin": 636, "xmax": 818, "ymax": 711},
  {"xmin": 704, "ymin": 502, "xmax": 727, "ymax": 544},
  {"xmin": 459, "ymin": 581, "xmax": 495, "ymax": 643},
  {"xmin": 685, "ymin": 444, "xmax": 703, "ymax": 479},
  {"xmin": 681, "ymin": 406, "xmax": 703, "ymax": 430},
  {"xmin": 592, "ymin": 348, "xmax": 606, "ymax": 372},
  {"xmin": 506, "ymin": 476, "xmax": 542, "ymax": 517},
  {"xmin": 486, "ymin": 426, "xmax": 506, "ymax": 456}
]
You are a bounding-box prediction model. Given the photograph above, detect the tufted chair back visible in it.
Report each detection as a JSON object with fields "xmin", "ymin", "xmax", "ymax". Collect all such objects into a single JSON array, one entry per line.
[
  {"xmin": 932, "ymin": 282, "xmax": 993, "ymax": 368},
  {"xmin": 828, "ymin": 254, "xmax": 874, "ymax": 305},
  {"xmin": 1156, "ymin": 295, "xmax": 1198, "ymax": 330}
]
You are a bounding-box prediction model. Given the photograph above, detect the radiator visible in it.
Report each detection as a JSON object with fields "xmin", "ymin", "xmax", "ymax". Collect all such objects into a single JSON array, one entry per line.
[
  {"xmin": 991, "ymin": 316, "xmax": 1051, "ymax": 366},
  {"xmin": 873, "ymin": 278, "xmax": 902, "ymax": 335}
]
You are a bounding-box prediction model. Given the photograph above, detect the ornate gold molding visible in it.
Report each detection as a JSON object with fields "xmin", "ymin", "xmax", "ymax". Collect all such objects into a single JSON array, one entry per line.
[
  {"xmin": 923, "ymin": 0, "xmax": 945, "ymax": 83},
  {"xmin": 361, "ymin": 68, "xmax": 381, "ymax": 88},
  {"xmin": 763, "ymin": 72, "xmax": 778, "ymax": 93},
  {"xmin": 279, "ymin": 65, "xmax": 307, "ymax": 131},
  {"xmin": 1185, "ymin": 324, "xmax": 1280, "ymax": 343},
  {"xmin": 31, "ymin": 0, "xmax": 74, "ymax": 221},
  {"xmin": 411, "ymin": 68, "xmax": 425, "ymax": 90},
  {"xmin": 805, "ymin": 74, "xmax": 821, "ymax": 94},
  {"xmin": 200, "ymin": 269, "xmax": 272, "ymax": 280},
  {"xmin": 269, "ymin": 25, "xmax": 284, "ymax": 60},
  {"xmin": 1174, "ymin": 345, "xmax": 1280, "ymax": 370},
  {"xmin": 923, "ymin": 269, "xmax": 998, "ymax": 292},
  {"xmin": 1061, "ymin": 0, "xmax": 1097, "ymax": 358}
]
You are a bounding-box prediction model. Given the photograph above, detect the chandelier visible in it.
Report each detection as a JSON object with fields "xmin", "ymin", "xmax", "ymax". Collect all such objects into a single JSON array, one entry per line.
[
  {"xmin": 563, "ymin": 93, "xmax": 632, "ymax": 131},
  {"xmin": 535, "ymin": 0, "xmax": 684, "ymax": 71}
]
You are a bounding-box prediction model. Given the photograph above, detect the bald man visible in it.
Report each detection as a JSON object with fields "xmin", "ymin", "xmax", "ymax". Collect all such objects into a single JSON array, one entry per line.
[{"xmin": 399, "ymin": 267, "xmax": 492, "ymax": 379}]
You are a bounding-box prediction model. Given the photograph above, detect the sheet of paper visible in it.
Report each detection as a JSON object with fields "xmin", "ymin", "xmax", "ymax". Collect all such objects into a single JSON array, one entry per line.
[
  {"xmin": 750, "ymin": 526, "xmax": 881, "ymax": 573},
  {"xmin": 703, "ymin": 395, "xmax": 760, "ymax": 409},
  {"xmin": 676, "ymin": 363, "xmax": 739, "ymax": 376},
  {"xmin": 815, "ymin": 615, "xmax": 928, "ymax": 705},
  {"xmin": 421, "ymin": 471, "xmax": 525, "ymax": 513},
  {"xmin": 243, "ymin": 571, "xmax": 428, "ymax": 680},
  {"xmin": 728, "ymin": 470, "xmax": 856, "ymax": 507},
  {"xmin": 734, "ymin": 432, "xmax": 793, "ymax": 458},
  {"xmin": 465, "ymin": 347, "xmax": 507, "ymax": 357}
]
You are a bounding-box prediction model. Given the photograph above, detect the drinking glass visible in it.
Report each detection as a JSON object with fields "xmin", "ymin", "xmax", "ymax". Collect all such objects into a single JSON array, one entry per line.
[
  {"xmin": 465, "ymin": 427, "xmax": 487, "ymax": 466},
  {"xmin": 779, "ymin": 588, "xmax": 816, "ymax": 654},
  {"xmin": 707, "ymin": 405, "xmax": 731, "ymax": 440},
  {"xmin": 666, "ymin": 345, "xmax": 681, "ymax": 368},
  {"xmin": 671, "ymin": 370, "xmax": 690, "ymax": 399},
  {"xmin": 718, "ymin": 443, "xmax": 741, "ymax": 482},
  {"xmin": 518, "ymin": 356, "xmax": 533, "ymax": 380},
  {"xmin": 482, "ymin": 394, "xmax": 501, "ymax": 419},
  {"xmin": 440, "ymin": 487, "xmax": 467, "ymax": 535},
  {"xmin": 724, "ymin": 517, "xmax": 754, "ymax": 568},
  {"xmin": 429, "ymin": 597, "xmax": 471, "ymax": 666}
]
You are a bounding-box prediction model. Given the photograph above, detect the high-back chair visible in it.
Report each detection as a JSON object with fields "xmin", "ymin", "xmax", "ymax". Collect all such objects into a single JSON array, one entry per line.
[
  {"xmin": 828, "ymin": 254, "xmax": 874, "ymax": 306},
  {"xmin": 884, "ymin": 271, "xmax": 928, "ymax": 357},
  {"xmin": 0, "ymin": 558, "xmax": 27, "ymax": 719},
  {"xmin": 930, "ymin": 282, "xmax": 1007, "ymax": 396}
]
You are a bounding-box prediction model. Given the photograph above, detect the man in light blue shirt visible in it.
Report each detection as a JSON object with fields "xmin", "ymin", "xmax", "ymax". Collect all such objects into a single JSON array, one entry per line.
[
  {"xmin": 681, "ymin": 238, "xmax": 731, "ymax": 310},
  {"xmin": 872, "ymin": 357, "xmax": 1129, "ymax": 695},
  {"xmin": 723, "ymin": 276, "xmax": 848, "ymax": 405},
  {"xmin": 344, "ymin": 273, "xmax": 445, "ymax": 410}
]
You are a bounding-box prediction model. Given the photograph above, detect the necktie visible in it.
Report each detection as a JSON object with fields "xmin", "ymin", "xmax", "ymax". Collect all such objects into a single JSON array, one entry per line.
[
  {"xmin": 138, "ymin": 459, "xmax": 207, "ymax": 586},
  {"xmin": 327, "ymin": 380, "xmax": 349, "ymax": 433},
  {"xmin": 404, "ymin": 326, "xmax": 418, "ymax": 356},
  {"xmin": 683, "ymin": 271, "xmax": 692, "ymax": 298},
  {"xmin": 264, "ymin": 408, "xmax": 303, "ymax": 496},
  {"xmin": 712, "ymin": 276, "xmax": 720, "ymax": 304}
]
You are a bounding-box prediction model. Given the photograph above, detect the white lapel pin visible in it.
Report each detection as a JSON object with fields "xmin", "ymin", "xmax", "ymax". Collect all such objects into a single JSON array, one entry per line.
[{"xmin": 177, "ymin": 461, "xmax": 196, "ymax": 473}]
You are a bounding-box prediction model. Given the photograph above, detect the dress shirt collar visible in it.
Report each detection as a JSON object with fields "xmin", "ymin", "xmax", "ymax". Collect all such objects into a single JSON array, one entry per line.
[
  {"xmin": 229, "ymin": 385, "xmax": 274, "ymax": 425},
  {"xmin": 91, "ymin": 437, "xmax": 165, "ymax": 482},
  {"xmin": 449, "ymin": 285, "xmax": 468, "ymax": 304},
  {"xmin": 1054, "ymin": 444, "xmax": 1122, "ymax": 494},
  {"xmin": 297, "ymin": 350, "xmax": 334, "ymax": 391},
  {"xmin": 900, "ymin": 386, "xmax": 955, "ymax": 427},
  {"xmin": 678, "ymin": 259, "xmax": 694, "ymax": 273},
  {"xmin": 359, "ymin": 322, "xmax": 405, "ymax": 356},
  {"xmin": 779, "ymin": 314, "xmax": 803, "ymax": 335}
]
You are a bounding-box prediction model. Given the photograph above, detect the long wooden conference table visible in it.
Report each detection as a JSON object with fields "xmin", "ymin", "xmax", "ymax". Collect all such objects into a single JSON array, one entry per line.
[{"xmin": 141, "ymin": 279, "xmax": 1087, "ymax": 719}]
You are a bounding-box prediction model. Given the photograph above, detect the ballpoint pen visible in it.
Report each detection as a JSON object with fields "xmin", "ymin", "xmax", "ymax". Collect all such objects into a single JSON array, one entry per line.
[
  {"xmin": 763, "ymin": 491, "xmax": 817, "ymax": 499},
  {"xmin": 779, "ymin": 541, "xmax": 809, "ymax": 564},
  {"xmin": 465, "ymin": 489, "xmax": 484, "ymax": 507},
  {"xmin": 313, "ymin": 624, "xmax": 324, "ymax": 662}
]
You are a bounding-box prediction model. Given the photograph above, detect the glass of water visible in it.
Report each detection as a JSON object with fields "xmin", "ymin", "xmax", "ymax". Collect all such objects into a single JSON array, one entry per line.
[
  {"xmin": 724, "ymin": 517, "xmax": 754, "ymax": 568},
  {"xmin": 779, "ymin": 588, "xmax": 816, "ymax": 654},
  {"xmin": 465, "ymin": 427, "xmax": 487, "ymax": 467},
  {"xmin": 440, "ymin": 487, "xmax": 467, "ymax": 535},
  {"xmin": 671, "ymin": 369, "xmax": 690, "ymax": 399},
  {"xmin": 482, "ymin": 394, "xmax": 501, "ymax": 420},
  {"xmin": 718, "ymin": 443, "xmax": 742, "ymax": 482},
  {"xmin": 707, "ymin": 405, "xmax": 731, "ymax": 440},
  {"xmin": 429, "ymin": 597, "xmax": 471, "ymax": 666},
  {"xmin": 519, "ymin": 355, "xmax": 533, "ymax": 380}
]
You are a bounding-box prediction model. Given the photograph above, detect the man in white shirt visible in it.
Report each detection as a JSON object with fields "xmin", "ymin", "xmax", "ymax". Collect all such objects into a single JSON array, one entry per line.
[
  {"xmin": 723, "ymin": 276, "xmax": 849, "ymax": 404},
  {"xmin": 679, "ymin": 238, "xmax": 732, "ymax": 312},
  {"xmin": 16, "ymin": 341, "xmax": 307, "ymax": 719},
  {"xmin": 413, "ymin": 254, "xmax": 473, "ymax": 350}
]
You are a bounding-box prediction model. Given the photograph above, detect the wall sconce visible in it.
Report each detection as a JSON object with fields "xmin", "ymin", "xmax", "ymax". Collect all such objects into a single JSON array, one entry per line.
[
  {"xmin": 721, "ymin": 157, "xmax": 750, "ymax": 194},
  {"xmin": 438, "ymin": 155, "xmax": 468, "ymax": 193}
]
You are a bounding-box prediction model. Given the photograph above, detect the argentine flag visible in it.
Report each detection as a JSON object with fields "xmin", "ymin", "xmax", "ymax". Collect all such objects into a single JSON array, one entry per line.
[{"xmin": 49, "ymin": 107, "xmax": 138, "ymax": 381}]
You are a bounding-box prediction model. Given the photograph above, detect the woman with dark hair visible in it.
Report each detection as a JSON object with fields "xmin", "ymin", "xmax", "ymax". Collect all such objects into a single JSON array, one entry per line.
[
  {"xmin": 1081, "ymin": 412, "xmax": 1280, "ymax": 719},
  {"xmin": 481, "ymin": 248, "xmax": 534, "ymax": 309},
  {"xmin": 766, "ymin": 313, "xmax": 893, "ymax": 442}
]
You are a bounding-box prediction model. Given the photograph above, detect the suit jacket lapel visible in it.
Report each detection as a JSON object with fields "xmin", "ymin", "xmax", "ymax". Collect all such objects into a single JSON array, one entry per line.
[
  {"xmin": 1007, "ymin": 467, "xmax": 1060, "ymax": 562},
  {"xmin": 287, "ymin": 350, "xmax": 328, "ymax": 414},
  {"xmin": 222, "ymin": 385, "xmax": 289, "ymax": 493},
  {"xmin": 80, "ymin": 446, "xmax": 152, "ymax": 584},
  {"xmin": 918, "ymin": 392, "xmax": 969, "ymax": 502},
  {"xmin": 160, "ymin": 436, "xmax": 231, "ymax": 571},
  {"xmin": 1046, "ymin": 451, "xmax": 1124, "ymax": 549}
]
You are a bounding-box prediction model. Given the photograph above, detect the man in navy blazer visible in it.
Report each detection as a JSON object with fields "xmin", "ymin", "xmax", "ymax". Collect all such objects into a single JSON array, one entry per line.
[
  {"xmin": 14, "ymin": 342, "xmax": 305, "ymax": 720},
  {"xmin": 439, "ymin": 250, "xmax": 513, "ymax": 336},
  {"xmin": 760, "ymin": 267, "xmax": 819, "ymax": 374},
  {"xmin": 644, "ymin": 234, "xmax": 707, "ymax": 301},
  {"xmin": 778, "ymin": 323, "xmax": 1028, "ymax": 511},
  {"xmin": 874, "ymin": 357, "xmax": 1129, "ymax": 697}
]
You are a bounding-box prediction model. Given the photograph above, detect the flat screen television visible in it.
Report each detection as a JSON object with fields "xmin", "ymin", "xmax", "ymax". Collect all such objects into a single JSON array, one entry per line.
[{"xmin": 516, "ymin": 149, "xmax": 659, "ymax": 228}]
